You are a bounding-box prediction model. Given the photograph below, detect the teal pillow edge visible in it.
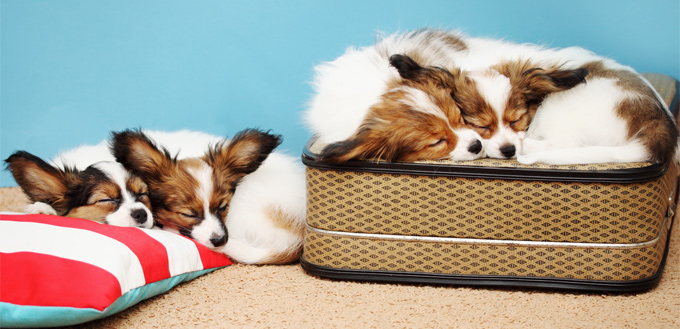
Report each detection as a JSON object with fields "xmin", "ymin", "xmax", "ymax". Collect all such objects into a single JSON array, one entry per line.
[{"xmin": 0, "ymin": 267, "xmax": 225, "ymax": 328}]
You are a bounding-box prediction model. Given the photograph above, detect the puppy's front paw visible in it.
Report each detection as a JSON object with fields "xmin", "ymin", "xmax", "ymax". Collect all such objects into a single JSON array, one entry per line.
[
  {"xmin": 516, "ymin": 154, "xmax": 538, "ymax": 165},
  {"xmin": 25, "ymin": 202, "xmax": 58, "ymax": 215},
  {"xmin": 521, "ymin": 138, "xmax": 549, "ymax": 154}
]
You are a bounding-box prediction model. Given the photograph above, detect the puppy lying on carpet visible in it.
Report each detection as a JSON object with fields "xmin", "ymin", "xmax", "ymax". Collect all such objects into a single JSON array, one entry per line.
[{"xmin": 5, "ymin": 152, "xmax": 155, "ymax": 228}]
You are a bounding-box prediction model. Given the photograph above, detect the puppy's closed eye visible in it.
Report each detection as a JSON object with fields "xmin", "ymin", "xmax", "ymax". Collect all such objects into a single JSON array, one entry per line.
[
  {"xmin": 429, "ymin": 138, "xmax": 448, "ymax": 147},
  {"xmin": 95, "ymin": 198, "xmax": 119, "ymax": 204}
]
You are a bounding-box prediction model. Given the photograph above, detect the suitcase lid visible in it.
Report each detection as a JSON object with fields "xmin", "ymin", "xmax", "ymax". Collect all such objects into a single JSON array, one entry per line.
[{"xmin": 302, "ymin": 139, "xmax": 668, "ymax": 184}]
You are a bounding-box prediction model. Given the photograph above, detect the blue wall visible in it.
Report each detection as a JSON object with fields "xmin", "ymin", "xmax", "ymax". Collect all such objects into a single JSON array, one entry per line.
[{"xmin": 2, "ymin": 0, "xmax": 679, "ymax": 186}]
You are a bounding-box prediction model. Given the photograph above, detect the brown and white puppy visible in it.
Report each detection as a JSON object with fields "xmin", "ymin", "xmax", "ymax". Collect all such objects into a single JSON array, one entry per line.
[
  {"xmin": 5, "ymin": 151, "xmax": 153, "ymax": 228},
  {"xmin": 455, "ymin": 60, "xmax": 590, "ymax": 160},
  {"xmin": 110, "ymin": 128, "xmax": 281, "ymax": 250},
  {"xmin": 456, "ymin": 58, "xmax": 677, "ymax": 164},
  {"xmin": 307, "ymin": 30, "xmax": 484, "ymax": 163},
  {"xmin": 319, "ymin": 54, "xmax": 483, "ymax": 162}
]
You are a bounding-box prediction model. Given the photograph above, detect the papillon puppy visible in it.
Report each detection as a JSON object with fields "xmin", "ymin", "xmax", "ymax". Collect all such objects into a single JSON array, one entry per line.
[
  {"xmin": 306, "ymin": 30, "xmax": 484, "ymax": 162},
  {"xmin": 450, "ymin": 61, "xmax": 590, "ymax": 161},
  {"xmin": 5, "ymin": 152, "xmax": 153, "ymax": 228},
  {"xmin": 110, "ymin": 129, "xmax": 307, "ymax": 264},
  {"xmin": 450, "ymin": 50, "xmax": 678, "ymax": 164},
  {"xmin": 431, "ymin": 28, "xmax": 677, "ymax": 164}
]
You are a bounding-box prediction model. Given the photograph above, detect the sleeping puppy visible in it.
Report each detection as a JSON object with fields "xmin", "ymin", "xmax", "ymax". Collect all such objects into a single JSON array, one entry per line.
[
  {"xmin": 433, "ymin": 29, "xmax": 679, "ymax": 164},
  {"xmin": 453, "ymin": 58, "xmax": 677, "ymax": 165},
  {"xmin": 513, "ymin": 60, "xmax": 677, "ymax": 165},
  {"xmin": 307, "ymin": 30, "xmax": 484, "ymax": 162},
  {"xmin": 5, "ymin": 152, "xmax": 153, "ymax": 228},
  {"xmin": 314, "ymin": 54, "xmax": 484, "ymax": 162},
  {"xmin": 111, "ymin": 129, "xmax": 307, "ymax": 264}
]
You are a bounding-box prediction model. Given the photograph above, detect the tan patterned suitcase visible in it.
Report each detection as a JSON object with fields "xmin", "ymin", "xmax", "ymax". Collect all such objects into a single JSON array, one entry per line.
[{"xmin": 300, "ymin": 73, "xmax": 679, "ymax": 292}]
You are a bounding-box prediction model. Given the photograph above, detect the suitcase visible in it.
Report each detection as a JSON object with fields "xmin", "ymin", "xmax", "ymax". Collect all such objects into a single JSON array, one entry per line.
[{"xmin": 300, "ymin": 73, "xmax": 680, "ymax": 292}]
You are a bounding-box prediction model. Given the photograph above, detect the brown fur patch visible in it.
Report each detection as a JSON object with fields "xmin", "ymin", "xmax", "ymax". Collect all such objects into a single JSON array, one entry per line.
[
  {"xmin": 259, "ymin": 206, "xmax": 305, "ymax": 265},
  {"xmin": 265, "ymin": 205, "xmax": 305, "ymax": 239},
  {"xmin": 439, "ymin": 32, "xmax": 468, "ymax": 51},
  {"xmin": 84, "ymin": 180, "xmax": 121, "ymax": 204},
  {"xmin": 321, "ymin": 56, "xmax": 474, "ymax": 162},
  {"xmin": 411, "ymin": 28, "xmax": 468, "ymax": 51},
  {"xmin": 66, "ymin": 204, "xmax": 111, "ymax": 223},
  {"xmin": 5, "ymin": 151, "xmax": 78, "ymax": 215},
  {"xmin": 151, "ymin": 159, "xmax": 209, "ymax": 231},
  {"xmin": 580, "ymin": 61, "xmax": 648, "ymax": 92},
  {"xmin": 448, "ymin": 75, "xmax": 499, "ymax": 138},
  {"xmin": 5, "ymin": 151, "xmax": 77, "ymax": 214},
  {"xmin": 260, "ymin": 204, "xmax": 305, "ymax": 264},
  {"xmin": 321, "ymin": 85, "xmax": 461, "ymax": 162},
  {"xmin": 261, "ymin": 248, "xmax": 302, "ymax": 265},
  {"xmin": 581, "ymin": 61, "xmax": 678, "ymax": 162},
  {"xmin": 127, "ymin": 175, "xmax": 151, "ymax": 210},
  {"xmin": 493, "ymin": 60, "xmax": 589, "ymax": 132},
  {"xmin": 62, "ymin": 175, "xmax": 123, "ymax": 223}
]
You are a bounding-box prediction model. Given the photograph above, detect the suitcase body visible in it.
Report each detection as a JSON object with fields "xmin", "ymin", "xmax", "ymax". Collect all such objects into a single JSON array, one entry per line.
[{"xmin": 300, "ymin": 74, "xmax": 680, "ymax": 292}]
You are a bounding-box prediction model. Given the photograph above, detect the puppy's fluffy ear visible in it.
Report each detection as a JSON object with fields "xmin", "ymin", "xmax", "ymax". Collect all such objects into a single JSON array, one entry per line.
[
  {"xmin": 4, "ymin": 151, "xmax": 79, "ymax": 214},
  {"xmin": 204, "ymin": 129, "xmax": 282, "ymax": 181},
  {"xmin": 320, "ymin": 120, "xmax": 405, "ymax": 163},
  {"xmin": 321, "ymin": 135, "xmax": 373, "ymax": 163},
  {"xmin": 390, "ymin": 54, "xmax": 467, "ymax": 95},
  {"xmin": 110, "ymin": 129, "xmax": 174, "ymax": 181},
  {"xmin": 496, "ymin": 60, "xmax": 588, "ymax": 105},
  {"xmin": 390, "ymin": 54, "xmax": 428, "ymax": 81}
]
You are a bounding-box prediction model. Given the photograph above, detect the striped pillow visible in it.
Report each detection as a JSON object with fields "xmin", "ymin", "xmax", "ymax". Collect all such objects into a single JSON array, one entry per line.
[{"xmin": 0, "ymin": 213, "xmax": 232, "ymax": 328}]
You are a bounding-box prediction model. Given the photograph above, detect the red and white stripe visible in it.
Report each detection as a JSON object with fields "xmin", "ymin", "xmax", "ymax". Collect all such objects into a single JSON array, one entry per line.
[{"xmin": 0, "ymin": 213, "xmax": 231, "ymax": 311}]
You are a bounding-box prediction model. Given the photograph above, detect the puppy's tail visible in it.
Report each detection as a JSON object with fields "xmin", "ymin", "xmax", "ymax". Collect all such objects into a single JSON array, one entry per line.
[{"xmin": 217, "ymin": 238, "xmax": 302, "ymax": 265}]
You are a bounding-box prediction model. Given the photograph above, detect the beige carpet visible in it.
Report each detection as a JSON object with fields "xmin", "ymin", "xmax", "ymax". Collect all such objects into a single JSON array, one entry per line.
[{"xmin": 1, "ymin": 186, "xmax": 679, "ymax": 328}]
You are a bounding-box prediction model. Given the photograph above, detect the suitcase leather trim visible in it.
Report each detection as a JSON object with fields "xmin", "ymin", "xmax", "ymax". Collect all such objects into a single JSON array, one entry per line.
[{"xmin": 303, "ymin": 140, "xmax": 668, "ymax": 184}]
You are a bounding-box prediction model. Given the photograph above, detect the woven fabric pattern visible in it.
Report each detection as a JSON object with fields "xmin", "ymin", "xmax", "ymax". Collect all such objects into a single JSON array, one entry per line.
[
  {"xmin": 307, "ymin": 163, "xmax": 676, "ymax": 244},
  {"xmin": 302, "ymin": 226, "xmax": 669, "ymax": 281}
]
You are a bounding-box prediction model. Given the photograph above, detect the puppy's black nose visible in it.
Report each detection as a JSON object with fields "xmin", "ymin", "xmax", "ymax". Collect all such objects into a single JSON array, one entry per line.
[
  {"xmin": 468, "ymin": 140, "xmax": 483, "ymax": 154},
  {"xmin": 210, "ymin": 234, "xmax": 228, "ymax": 247},
  {"xmin": 500, "ymin": 144, "xmax": 516, "ymax": 158},
  {"xmin": 131, "ymin": 209, "xmax": 148, "ymax": 224}
]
